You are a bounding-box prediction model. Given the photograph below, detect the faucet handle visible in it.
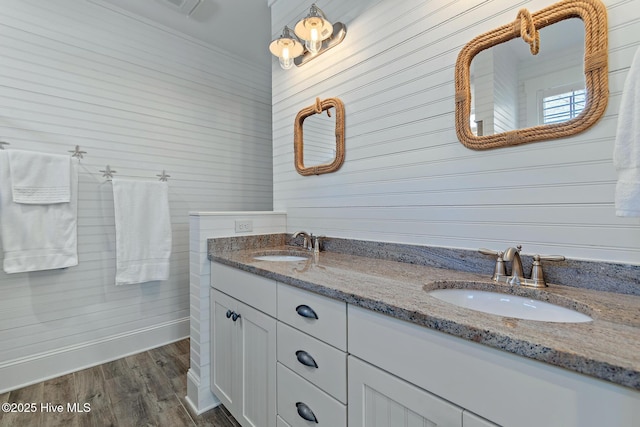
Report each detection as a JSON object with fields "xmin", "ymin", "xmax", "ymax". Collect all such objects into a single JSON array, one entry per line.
[
  {"xmin": 313, "ymin": 235, "xmax": 325, "ymax": 253},
  {"xmin": 538, "ymin": 255, "xmax": 565, "ymax": 262},
  {"xmin": 479, "ymin": 248, "xmax": 506, "ymax": 280},
  {"xmin": 530, "ymin": 254, "xmax": 565, "ymax": 286},
  {"xmin": 479, "ymin": 248, "xmax": 499, "ymax": 256}
]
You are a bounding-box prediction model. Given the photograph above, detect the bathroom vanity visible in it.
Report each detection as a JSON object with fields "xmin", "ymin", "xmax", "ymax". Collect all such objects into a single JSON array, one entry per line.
[{"xmin": 208, "ymin": 235, "xmax": 640, "ymax": 427}]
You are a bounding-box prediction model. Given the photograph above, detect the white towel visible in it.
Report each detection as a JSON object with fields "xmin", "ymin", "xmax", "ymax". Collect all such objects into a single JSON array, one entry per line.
[
  {"xmin": 614, "ymin": 46, "xmax": 640, "ymax": 217},
  {"xmin": 112, "ymin": 178, "xmax": 172, "ymax": 285},
  {"xmin": 8, "ymin": 149, "xmax": 71, "ymax": 204},
  {"xmin": 0, "ymin": 151, "xmax": 78, "ymax": 273}
]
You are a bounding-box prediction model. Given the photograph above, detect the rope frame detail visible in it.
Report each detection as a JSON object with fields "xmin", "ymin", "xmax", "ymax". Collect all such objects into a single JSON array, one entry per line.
[
  {"xmin": 454, "ymin": 0, "xmax": 608, "ymax": 150},
  {"xmin": 294, "ymin": 97, "xmax": 346, "ymax": 176}
]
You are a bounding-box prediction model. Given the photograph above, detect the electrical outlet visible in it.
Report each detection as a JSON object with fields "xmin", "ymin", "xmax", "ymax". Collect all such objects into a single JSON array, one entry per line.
[{"xmin": 235, "ymin": 220, "xmax": 253, "ymax": 233}]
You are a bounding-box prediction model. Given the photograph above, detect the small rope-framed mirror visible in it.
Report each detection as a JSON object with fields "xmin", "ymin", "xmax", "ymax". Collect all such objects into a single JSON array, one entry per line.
[
  {"xmin": 294, "ymin": 97, "xmax": 345, "ymax": 176},
  {"xmin": 454, "ymin": 0, "xmax": 608, "ymax": 150}
]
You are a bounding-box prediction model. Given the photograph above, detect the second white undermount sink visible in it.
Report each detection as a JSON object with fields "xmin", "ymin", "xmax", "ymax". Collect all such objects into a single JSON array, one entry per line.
[{"xmin": 429, "ymin": 288, "xmax": 592, "ymax": 323}]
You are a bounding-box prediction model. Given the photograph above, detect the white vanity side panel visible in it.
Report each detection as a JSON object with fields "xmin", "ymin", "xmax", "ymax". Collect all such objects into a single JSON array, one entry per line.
[
  {"xmin": 271, "ymin": 0, "xmax": 640, "ymax": 265},
  {"xmin": 348, "ymin": 305, "xmax": 640, "ymax": 427},
  {"xmin": 187, "ymin": 212, "xmax": 286, "ymax": 413}
]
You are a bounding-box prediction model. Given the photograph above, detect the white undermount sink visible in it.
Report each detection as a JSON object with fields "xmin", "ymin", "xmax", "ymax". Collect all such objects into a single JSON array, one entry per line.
[
  {"xmin": 253, "ymin": 254, "xmax": 308, "ymax": 262},
  {"xmin": 429, "ymin": 288, "xmax": 592, "ymax": 323}
]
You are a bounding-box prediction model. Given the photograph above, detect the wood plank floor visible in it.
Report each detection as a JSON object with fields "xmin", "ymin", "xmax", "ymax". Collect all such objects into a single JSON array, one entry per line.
[{"xmin": 0, "ymin": 339, "xmax": 241, "ymax": 427}]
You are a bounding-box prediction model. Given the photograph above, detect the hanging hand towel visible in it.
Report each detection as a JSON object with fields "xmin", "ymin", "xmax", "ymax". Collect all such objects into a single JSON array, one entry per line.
[
  {"xmin": 0, "ymin": 151, "xmax": 78, "ymax": 273},
  {"xmin": 614, "ymin": 46, "xmax": 640, "ymax": 216},
  {"xmin": 7, "ymin": 149, "xmax": 71, "ymax": 204},
  {"xmin": 112, "ymin": 178, "xmax": 172, "ymax": 285}
]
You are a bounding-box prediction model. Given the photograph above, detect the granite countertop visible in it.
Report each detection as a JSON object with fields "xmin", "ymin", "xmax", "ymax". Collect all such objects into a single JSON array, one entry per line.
[{"xmin": 209, "ymin": 240, "xmax": 640, "ymax": 391}]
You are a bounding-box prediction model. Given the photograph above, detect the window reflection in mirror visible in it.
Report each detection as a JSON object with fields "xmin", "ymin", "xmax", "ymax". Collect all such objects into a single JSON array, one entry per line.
[{"xmin": 469, "ymin": 18, "xmax": 585, "ymax": 136}]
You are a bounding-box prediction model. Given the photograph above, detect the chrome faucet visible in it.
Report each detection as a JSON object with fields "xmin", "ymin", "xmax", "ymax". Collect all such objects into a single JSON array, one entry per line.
[
  {"xmin": 502, "ymin": 246, "xmax": 524, "ymax": 285},
  {"xmin": 292, "ymin": 231, "xmax": 324, "ymax": 254},
  {"xmin": 292, "ymin": 231, "xmax": 312, "ymax": 250},
  {"xmin": 479, "ymin": 245, "xmax": 565, "ymax": 288}
]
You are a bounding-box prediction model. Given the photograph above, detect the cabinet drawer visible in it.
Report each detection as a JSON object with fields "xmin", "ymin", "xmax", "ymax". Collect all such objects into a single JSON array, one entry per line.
[
  {"xmin": 277, "ymin": 322, "xmax": 347, "ymax": 403},
  {"xmin": 211, "ymin": 261, "xmax": 277, "ymax": 317},
  {"xmin": 277, "ymin": 363, "xmax": 346, "ymax": 427},
  {"xmin": 277, "ymin": 284, "xmax": 347, "ymax": 350}
]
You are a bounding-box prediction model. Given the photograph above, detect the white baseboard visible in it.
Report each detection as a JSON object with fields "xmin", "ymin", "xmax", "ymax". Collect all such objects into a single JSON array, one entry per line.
[
  {"xmin": 0, "ymin": 317, "xmax": 189, "ymax": 394},
  {"xmin": 186, "ymin": 368, "xmax": 220, "ymax": 415}
]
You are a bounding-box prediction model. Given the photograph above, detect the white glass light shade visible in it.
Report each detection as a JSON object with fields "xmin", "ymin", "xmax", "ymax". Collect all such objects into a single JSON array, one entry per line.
[
  {"xmin": 304, "ymin": 28, "xmax": 323, "ymax": 55},
  {"xmin": 279, "ymin": 56, "xmax": 294, "ymax": 70},
  {"xmin": 294, "ymin": 5, "xmax": 333, "ymax": 54},
  {"xmin": 269, "ymin": 28, "xmax": 304, "ymax": 70}
]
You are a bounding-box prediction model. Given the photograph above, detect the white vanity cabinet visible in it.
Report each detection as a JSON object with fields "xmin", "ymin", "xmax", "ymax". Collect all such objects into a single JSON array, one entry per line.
[
  {"xmin": 210, "ymin": 261, "xmax": 640, "ymax": 427},
  {"xmin": 210, "ymin": 263, "xmax": 277, "ymax": 427}
]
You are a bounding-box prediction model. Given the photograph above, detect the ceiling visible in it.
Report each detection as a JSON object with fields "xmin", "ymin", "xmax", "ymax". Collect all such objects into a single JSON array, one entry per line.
[{"xmin": 91, "ymin": 0, "xmax": 272, "ymax": 64}]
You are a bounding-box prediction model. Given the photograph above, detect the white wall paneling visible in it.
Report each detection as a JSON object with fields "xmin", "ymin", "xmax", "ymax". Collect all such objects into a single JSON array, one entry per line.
[
  {"xmin": 187, "ymin": 212, "xmax": 286, "ymax": 414},
  {"xmin": 0, "ymin": 0, "xmax": 272, "ymax": 393},
  {"xmin": 271, "ymin": 0, "xmax": 640, "ymax": 265}
]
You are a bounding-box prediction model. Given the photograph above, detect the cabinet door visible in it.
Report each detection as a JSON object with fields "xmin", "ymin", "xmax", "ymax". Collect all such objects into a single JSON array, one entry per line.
[
  {"xmin": 237, "ymin": 299, "xmax": 277, "ymax": 427},
  {"xmin": 210, "ymin": 289, "xmax": 239, "ymax": 412},
  {"xmin": 348, "ymin": 356, "xmax": 462, "ymax": 427},
  {"xmin": 212, "ymin": 289, "xmax": 277, "ymax": 427}
]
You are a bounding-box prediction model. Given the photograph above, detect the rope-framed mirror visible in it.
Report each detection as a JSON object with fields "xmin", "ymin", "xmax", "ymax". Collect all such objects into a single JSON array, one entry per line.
[
  {"xmin": 294, "ymin": 97, "xmax": 345, "ymax": 176},
  {"xmin": 454, "ymin": 0, "xmax": 608, "ymax": 150}
]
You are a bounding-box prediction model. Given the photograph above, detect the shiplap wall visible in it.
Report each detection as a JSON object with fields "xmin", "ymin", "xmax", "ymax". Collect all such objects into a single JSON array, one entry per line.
[
  {"xmin": 474, "ymin": 50, "xmax": 497, "ymax": 134},
  {"xmin": 493, "ymin": 46, "xmax": 518, "ymax": 133},
  {"xmin": 271, "ymin": 0, "xmax": 640, "ymax": 265},
  {"xmin": 0, "ymin": 0, "xmax": 272, "ymax": 392}
]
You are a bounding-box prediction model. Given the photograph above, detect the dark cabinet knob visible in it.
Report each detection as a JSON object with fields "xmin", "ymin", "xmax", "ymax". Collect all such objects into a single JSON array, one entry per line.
[
  {"xmin": 295, "ymin": 350, "xmax": 318, "ymax": 368},
  {"xmin": 231, "ymin": 312, "xmax": 241, "ymax": 322},
  {"xmin": 226, "ymin": 310, "xmax": 233, "ymax": 319},
  {"xmin": 296, "ymin": 304, "xmax": 318, "ymax": 320},
  {"xmin": 296, "ymin": 402, "xmax": 318, "ymax": 423}
]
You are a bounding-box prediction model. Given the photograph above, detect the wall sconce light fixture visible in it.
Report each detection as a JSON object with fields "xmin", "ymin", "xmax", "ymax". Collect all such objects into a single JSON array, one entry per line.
[
  {"xmin": 269, "ymin": 26, "xmax": 304, "ymax": 70},
  {"xmin": 269, "ymin": 3, "xmax": 346, "ymax": 70}
]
